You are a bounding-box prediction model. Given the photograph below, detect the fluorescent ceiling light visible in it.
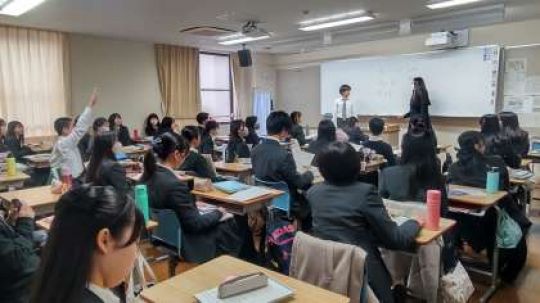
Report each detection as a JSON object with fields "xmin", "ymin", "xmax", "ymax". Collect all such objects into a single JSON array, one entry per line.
[
  {"xmin": 0, "ymin": 0, "xmax": 46, "ymax": 16},
  {"xmin": 218, "ymin": 35, "xmax": 270, "ymax": 46},
  {"xmin": 299, "ymin": 15, "xmax": 375, "ymax": 31},
  {"xmin": 427, "ymin": 0, "xmax": 484, "ymax": 10}
]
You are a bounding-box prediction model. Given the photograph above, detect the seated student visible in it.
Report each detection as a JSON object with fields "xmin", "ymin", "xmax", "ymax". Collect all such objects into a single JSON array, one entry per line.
[
  {"xmin": 196, "ymin": 112, "xmax": 210, "ymax": 135},
  {"xmin": 5, "ymin": 121, "xmax": 32, "ymax": 161},
  {"xmin": 51, "ymin": 90, "xmax": 97, "ymax": 182},
  {"xmin": 307, "ymin": 119, "xmax": 337, "ymax": 165},
  {"xmin": 180, "ymin": 126, "xmax": 218, "ymax": 181},
  {"xmin": 0, "ymin": 118, "xmax": 6, "ymax": 150},
  {"xmin": 290, "ymin": 111, "xmax": 307, "ymax": 146},
  {"xmin": 226, "ymin": 119, "xmax": 250, "ymax": 163},
  {"xmin": 499, "ymin": 111, "xmax": 530, "ymax": 157},
  {"xmin": 448, "ymin": 131, "xmax": 530, "ymax": 283},
  {"xmin": 86, "ymin": 131, "xmax": 129, "ymax": 195},
  {"xmin": 199, "ymin": 120, "xmax": 220, "ymax": 160},
  {"xmin": 144, "ymin": 113, "xmax": 161, "ymax": 137},
  {"xmin": 31, "ymin": 186, "xmax": 144, "ymax": 303},
  {"xmin": 363, "ymin": 117, "xmax": 396, "ymax": 167},
  {"xmin": 479, "ymin": 114, "xmax": 520, "ymax": 169},
  {"xmin": 307, "ymin": 142, "xmax": 420, "ymax": 303},
  {"xmin": 158, "ymin": 116, "xmax": 175, "ymax": 135},
  {"xmin": 342, "ymin": 116, "xmax": 368, "ymax": 145},
  {"xmin": 108, "ymin": 113, "xmax": 132, "ymax": 146},
  {"xmin": 245, "ymin": 116, "xmax": 260, "ymax": 146},
  {"xmin": 79, "ymin": 117, "xmax": 109, "ymax": 162},
  {"xmin": 141, "ymin": 133, "xmax": 240, "ymax": 262},
  {"xmin": 0, "ymin": 200, "xmax": 39, "ymax": 303},
  {"xmin": 251, "ymin": 111, "xmax": 314, "ymax": 223}
]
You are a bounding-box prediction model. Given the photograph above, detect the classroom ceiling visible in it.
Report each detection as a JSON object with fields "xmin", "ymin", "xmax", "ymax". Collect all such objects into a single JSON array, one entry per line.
[{"xmin": 1, "ymin": 0, "xmax": 540, "ymax": 54}]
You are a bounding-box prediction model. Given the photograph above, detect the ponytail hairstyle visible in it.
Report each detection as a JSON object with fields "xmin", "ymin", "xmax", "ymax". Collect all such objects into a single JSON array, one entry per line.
[
  {"xmin": 141, "ymin": 133, "xmax": 189, "ymax": 182},
  {"xmin": 31, "ymin": 185, "xmax": 144, "ymax": 303}
]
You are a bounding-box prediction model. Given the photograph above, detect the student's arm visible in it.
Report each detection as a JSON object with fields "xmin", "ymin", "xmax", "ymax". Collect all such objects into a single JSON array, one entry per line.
[
  {"xmin": 58, "ymin": 90, "xmax": 97, "ymax": 149},
  {"xmin": 362, "ymin": 187, "xmax": 420, "ymax": 250},
  {"xmin": 0, "ymin": 217, "xmax": 39, "ymax": 276},
  {"xmin": 384, "ymin": 145, "xmax": 397, "ymax": 166},
  {"xmin": 280, "ymin": 152, "xmax": 313, "ymax": 190},
  {"xmin": 168, "ymin": 184, "xmax": 222, "ymax": 232}
]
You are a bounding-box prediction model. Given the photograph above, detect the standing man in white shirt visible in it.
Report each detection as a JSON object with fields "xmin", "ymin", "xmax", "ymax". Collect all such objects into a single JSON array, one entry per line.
[{"xmin": 334, "ymin": 84, "xmax": 354, "ymax": 128}]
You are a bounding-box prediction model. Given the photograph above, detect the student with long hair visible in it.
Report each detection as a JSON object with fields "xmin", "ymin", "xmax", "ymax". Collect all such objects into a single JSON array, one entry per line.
[
  {"xmin": 144, "ymin": 113, "xmax": 161, "ymax": 137},
  {"xmin": 245, "ymin": 116, "xmax": 260, "ymax": 146},
  {"xmin": 226, "ymin": 119, "xmax": 250, "ymax": 163},
  {"xmin": 0, "ymin": 118, "xmax": 6, "ymax": 148},
  {"xmin": 179, "ymin": 126, "xmax": 218, "ymax": 180},
  {"xmin": 79, "ymin": 117, "xmax": 109, "ymax": 162},
  {"xmin": 86, "ymin": 131, "xmax": 128, "ymax": 195},
  {"xmin": 158, "ymin": 116, "xmax": 175, "ymax": 135},
  {"xmin": 307, "ymin": 142, "xmax": 420, "ymax": 302},
  {"xmin": 196, "ymin": 112, "xmax": 210, "ymax": 135},
  {"xmin": 31, "ymin": 186, "xmax": 144, "ymax": 303},
  {"xmin": 479, "ymin": 114, "xmax": 520, "ymax": 168},
  {"xmin": 108, "ymin": 113, "xmax": 132, "ymax": 146},
  {"xmin": 290, "ymin": 111, "xmax": 307, "ymax": 146},
  {"xmin": 499, "ymin": 111, "xmax": 529, "ymax": 157},
  {"xmin": 199, "ymin": 120, "xmax": 220, "ymax": 160},
  {"xmin": 5, "ymin": 121, "xmax": 32, "ymax": 161},
  {"xmin": 404, "ymin": 77, "xmax": 432, "ymax": 129},
  {"xmin": 449, "ymin": 131, "xmax": 530, "ymax": 283},
  {"xmin": 307, "ymin": 119, "xmax": 337, "ymax": 164},
  {"xmin": 342, "ymin": 116, "xmax": 368, "ymax": 145},
  {"xmin": 141, "ymin": 133, "xmax": 240, "ymax": 262}
]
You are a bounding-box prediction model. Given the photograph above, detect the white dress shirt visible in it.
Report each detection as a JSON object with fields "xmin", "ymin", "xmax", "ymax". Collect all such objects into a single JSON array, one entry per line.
[
  {"xmin": 334, "ymin": 98, "xmax": 354, "ymax": 120},
  {"xmin": 50, "ymin": 106, "xmax": 93, "ymax": 178}
]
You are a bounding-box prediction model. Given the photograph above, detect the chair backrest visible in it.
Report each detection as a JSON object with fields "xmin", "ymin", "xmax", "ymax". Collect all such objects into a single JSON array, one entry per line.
[
  {"xmin": 201, "ymin": 154, "xmax": 217, "ymax": 176},
  {"xmin": 254, "ymin": 177, "xmax": 290, "ymax": 215},
  {"xmin": 150, "ymin": 208, "xmax": 182, "ymax": 257}
]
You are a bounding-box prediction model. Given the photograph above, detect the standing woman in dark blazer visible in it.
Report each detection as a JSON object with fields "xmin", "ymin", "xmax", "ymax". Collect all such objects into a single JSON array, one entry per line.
[
  {"xmin": 144, "ymin": 113, "xmax": 161, "ymax": 137},
  {"xmin": 179, "ymin": 126, "xmax": 218, "ymax": 181},
  {"xmin": 480, "ymin": 114, "xmax": 521, "ymax": 168},
  {"xmin": 404, "ymin": 77, "xmax": 432, "ymax": 129},
  {"xmin": 141, "ymin": 133, "xmax": 240, "ymax": 262},
  {"xmin": 199, "ymin": 120, "xmax": 220, "ymax": 160},
  {"xmin": 499, "ymin": 111, "xmax": 530, "ymax": 157},
  {"xmin": 290, "ymin": 111, "xmax": 307, "ymax": 146},
  {"xmin": 244, "ymin": 116, "xmax": 260, "ymax": 146},
  {"xmin": 226, "ymin": 119, "xmax": 250, "ymax": 163},
  {"xmin": 86, "ymin": 131, "xmax": 129, "ymax": 195},
  {"xmin": 108, "ymin": 113, "xmax": 132, "ymax": 146},
  {"xmin": 5, "ymin": 121, "xmax": 32, "ymax": 161},
  {"xmin": 31, "ymin": 186, "xmax": 144, "ymax": 303},
  {"xmin": 307, "ymin": 142, "xmax": 420, "ymax": 302}
]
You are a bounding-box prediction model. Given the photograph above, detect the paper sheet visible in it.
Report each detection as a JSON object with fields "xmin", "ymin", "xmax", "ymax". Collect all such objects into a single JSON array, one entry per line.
[
  {"xmin": 292, "ymin": 149, "xmax": 315, "ymax": 173},
  {"xmin": 503, "ymin": 96, "xmax": 534, "ymax": 114},
  {"xmin": 229, "ymin": 187, "xmax": 273, "ymax": 202},
  {"xmin": 504, "ymin": 58, "xmax": 527, "ymax": 95}
]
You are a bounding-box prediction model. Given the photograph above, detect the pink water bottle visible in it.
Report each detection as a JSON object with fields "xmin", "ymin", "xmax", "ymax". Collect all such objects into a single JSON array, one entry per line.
[
  {"xmin": 133, "ymin": 129, "xmax": 140, "ymax": 140},
  {"xmin": 426, "ymin": 190, "xmax": 441, "ymax": 231},
  {"xmin": 61, "ymin": 166, "xmax": 73, "ymax": 191}
]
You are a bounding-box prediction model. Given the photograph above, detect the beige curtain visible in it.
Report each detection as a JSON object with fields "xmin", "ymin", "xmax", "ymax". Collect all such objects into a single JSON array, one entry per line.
[
  {"xmin": 0, "ymin": 26, "xmax": 69, "ymax": 136},
  {"xmin": 155, "ymin": 44, "xmax": 200, "ymax": 119},
  {"xmin": 230, "ymin": 53, "xmax": 253, "ymax": 119}
]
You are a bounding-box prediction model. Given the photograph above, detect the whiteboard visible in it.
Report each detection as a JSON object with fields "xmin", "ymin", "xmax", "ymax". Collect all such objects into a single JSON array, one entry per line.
[{"xmin": 320, "ymin": 45, "xmax": 501, "ymax": 117}]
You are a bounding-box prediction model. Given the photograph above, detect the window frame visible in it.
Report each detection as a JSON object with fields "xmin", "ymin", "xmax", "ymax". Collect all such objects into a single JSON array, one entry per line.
[{"xmin": 199, "ymin": 51, "xmax": 234, "ymax": 122}]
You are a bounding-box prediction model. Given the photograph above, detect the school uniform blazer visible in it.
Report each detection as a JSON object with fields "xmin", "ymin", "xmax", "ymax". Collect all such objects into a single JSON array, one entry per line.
[
  {"xmin": 307, "ymin": 182, "xmax": 420, "ymax": 302},
  {"xmin": 199, "ymin": 134, "xmax": 215, "ymax": 155},
  {"xmin": 78, "ymin": 133, "xmax": 93, "ymax": 162},
  {"xmin": 145, "ymin": 127, "xmax": 159, "ymax": 138},
  {"xmin": 80, "ymin": 289, "xmax": 105, "ymax": 303},
  {"xmin": 91, "ymin": 158, "xmax": 129, "ymax": 195},
  {"xmin": 363, "ymin": 139, "xmax": 396, "ymax": 167},
  {"xmin": 225, "ymin": 137, "xmax": 250, "ymax": 163},
  {"xmin": 4, "ymin": 136, "xmax": 31, "ymax": 161},
  {"xmin": 290, "ymin": 124, "xmax": 307, "ymax": 146},
  {"xmin": 180, "ymin": 150, "xmax": 217, "ymax": 180},
  {"xmin": 143, "ymin": 166, "xmax": 222, "ymax": 262},
  {"xmin": 483, "ymin": 134, "xmax": 521, "ymax": 169},
  {"xmin": 114, "ymin": 125, "xmax": 132, "ymax": 146},
  {"xmin": 448, "ymin": 155, "xmax": 510, "ymax": 191},
  {"xmin": 343, "ymin": 126, "xmax": 368, "ymax": 145},
  {"xmin": 245, "ymin": 129, "xmax": 260, "ymax": 146},
  {"xmin": 251, "ymin": 138, "xmax": 313, "ymax": 190}
]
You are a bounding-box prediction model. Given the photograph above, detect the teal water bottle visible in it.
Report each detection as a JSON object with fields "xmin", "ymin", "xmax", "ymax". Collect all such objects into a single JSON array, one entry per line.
[
  {"xmin": 486, "ymin": 167, "xmax": 500, "ymax": 194},
  {"xmin": 134, "ymin": 185, "xmax": 149, "ymax": 222}
]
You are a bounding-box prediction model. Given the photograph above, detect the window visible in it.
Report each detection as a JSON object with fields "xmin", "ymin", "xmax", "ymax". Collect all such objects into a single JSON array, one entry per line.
[{"xmin": 199, "ymin": 53, "xmax": 232, "ymax": 122}]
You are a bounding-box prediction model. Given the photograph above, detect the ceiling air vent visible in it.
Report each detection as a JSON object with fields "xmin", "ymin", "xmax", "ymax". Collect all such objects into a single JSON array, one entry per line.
[{"xmin": 180, "ymin": 26, "xmax": 235, "ymax": 37}]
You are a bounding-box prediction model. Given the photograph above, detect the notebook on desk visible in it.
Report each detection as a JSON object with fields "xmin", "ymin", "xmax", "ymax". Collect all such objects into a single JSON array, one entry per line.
[
  {"xmin": 229, "ymin": 187, "xmax": 273, "ymax": 202},
  {"xmin": 213, "ymin": 181, "xmax": 250, "ymax": 194}
]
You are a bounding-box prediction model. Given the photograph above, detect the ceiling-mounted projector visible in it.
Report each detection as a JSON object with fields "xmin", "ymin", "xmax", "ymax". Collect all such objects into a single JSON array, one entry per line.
[{"xmin": 425, "ymin": 29, "xmax": 469, "ymax": 49}]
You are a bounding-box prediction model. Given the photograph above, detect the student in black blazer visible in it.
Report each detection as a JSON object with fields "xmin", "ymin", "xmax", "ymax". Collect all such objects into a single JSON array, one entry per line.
[
  {"xmin": 199, "ymin": 120, "xmax": 219, "ymax": 159},
  {"xmin": 5, "ymin": 121, "xmax": 32, "ymax": 161},
  {"xmin": 158, "ymin": 116, "xmax": 175, "ymax": 135},
  {"xmin": 79, "ymin": 117, "xmax": 110, "ymax": 162},
  {"xmin": 144, "ymin": 113, "xmax": 161, "ymax": 137},
  {"xmin": 196, "ymin": 112, "xmax": 210, "ymax": 136},
  {"xmin": 108, "ymin": 113, "xmax": 132, "ymax": 146},
  {"xmin": 245, "ymin": 116, "xmax": 260, "ymax": 146},
  {"xmin": 307, "ymin": 119, "xmax": 336, "ymax": 166},
  {"xmin": 141, "ymin": 133, "xmax": 240, "ymax": 262},
  {"xmin": 363, "ymin": 117, "xmax": 396, "ymax": 167},
  {"xmin": 180, "ymin": 126, "xmax": 218, "ymax": 181},
  {"xmin": 480, "ymin": 114, "xmax": 521, "ymax": 168},
  {"xmin": 251, "ymin": 111, "xmax": 314, "ymax": 224},
  {"xmin": 290, "ymin": 111, "xmax": 307, "ymax": 146},
  {"xmin": 31, "ymin": 186, "xmax": 145, "ymax": 303},
  {"xmin": 86, "ymin": 131, "xmax": 129, "ymax": 195},
  {"xmin": 226, "ymin": 119, "xmax": 250, "ymax": 163},
  {"xmin": 307, "ymin": 142, "xmax": 420, "ymax": 303},
  {"xmin": 499, "ymin": 111, "xmax": 530, "ymax": 157},
  {"xmin": 342, "ymin": 116, "xmax": 368, "ymax": 145}
]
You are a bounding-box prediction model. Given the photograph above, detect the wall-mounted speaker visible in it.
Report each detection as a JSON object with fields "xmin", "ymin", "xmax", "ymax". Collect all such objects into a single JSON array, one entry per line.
[{"xmin": 238, "ymin": 49, "xmax": 252, "ymax": 67}]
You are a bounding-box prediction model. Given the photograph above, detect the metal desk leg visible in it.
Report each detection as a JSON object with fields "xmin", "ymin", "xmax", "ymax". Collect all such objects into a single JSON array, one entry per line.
[{"xmin": 480, "ymin": 205, "xmax": 501, "ymax": 303}]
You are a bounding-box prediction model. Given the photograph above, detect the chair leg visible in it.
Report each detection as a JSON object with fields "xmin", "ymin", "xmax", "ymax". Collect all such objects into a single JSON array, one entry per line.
[{"xmin": 168, "ymin": 256, "xmax": 179, "ymax": 278}]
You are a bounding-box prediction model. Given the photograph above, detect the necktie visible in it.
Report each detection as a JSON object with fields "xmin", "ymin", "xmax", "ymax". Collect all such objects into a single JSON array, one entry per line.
[{"xmin": 342, "ymin": 101, "xmax": 347, "ymax": 119}]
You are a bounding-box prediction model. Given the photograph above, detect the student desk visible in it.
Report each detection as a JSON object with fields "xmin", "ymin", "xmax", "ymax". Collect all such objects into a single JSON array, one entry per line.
[
  {"xmin": 191, "ymin": 187, "xmax": 283, "ymax": 215},
  {"xmin": 0, "ymin": 186, "xmax": 61, "ymax": 215},
  {"xmin": 0, "ymin": 172, "xmax": 30, "ymax": 191},
  {"xmin": 126, "ymin": 171, "xmax": 194, "ymax": 184},
  {"xmin": 447, "ymin": 184, "xmax": 508, "ymax": 303},
  {"xmin": 119, "ymin": 145, "xmax": 151, "ymax": 159},
  {"xmin": 362, "ymin": 158, "xmax": 387, "ymax": 174},
  {"xmin": 213, "ymin": 162, "xmax": 252, "ymax": 180},
  {"xmin": 36, "ymin": 215, "xmax": 158, "ymax": 231},
  {"xmin": 140, "ymin": 255, "xmax": 350, "ymax": 303},
  {"xmin": 27, "ymin": 142, "xmax": 53, "ymax": 154},
  {"xmin": 23, "ymin": 154, "xmax": 51, "ymax": 169}
]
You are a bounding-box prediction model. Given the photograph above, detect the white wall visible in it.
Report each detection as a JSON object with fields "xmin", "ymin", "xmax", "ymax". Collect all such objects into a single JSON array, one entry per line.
[{"xmin": 69, "ymin": 34, "xmax": 162, "ymax": 132}]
